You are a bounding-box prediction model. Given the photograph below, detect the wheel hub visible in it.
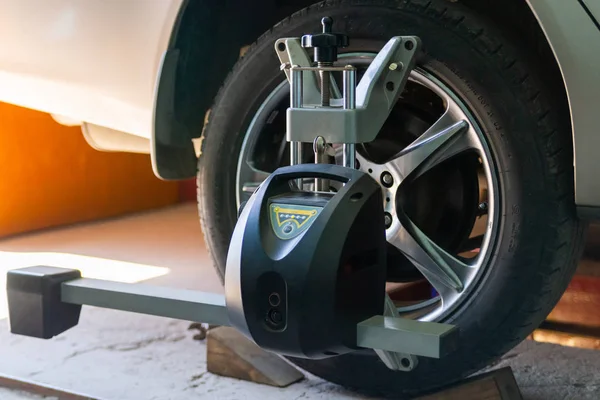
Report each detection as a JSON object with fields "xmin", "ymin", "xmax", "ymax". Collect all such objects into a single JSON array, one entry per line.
[{"xmin": 357, "ymin": 156, "xmax": 402, "ymax": 237}]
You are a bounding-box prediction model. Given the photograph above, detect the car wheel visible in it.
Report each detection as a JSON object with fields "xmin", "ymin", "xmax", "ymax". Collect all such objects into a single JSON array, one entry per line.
[{"xmin": 198, "ymin": 0, "xmax": 586, "ymax": 396}]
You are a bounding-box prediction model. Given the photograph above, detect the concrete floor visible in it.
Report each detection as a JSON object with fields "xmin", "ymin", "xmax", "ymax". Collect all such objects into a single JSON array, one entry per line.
[
  {"xmin": 0, "ymin": 388, "xmax": 49, "ymax": 400},
  {"xmin": 0, "ymin": 204, "xmax": 599, "ymax": 400}
]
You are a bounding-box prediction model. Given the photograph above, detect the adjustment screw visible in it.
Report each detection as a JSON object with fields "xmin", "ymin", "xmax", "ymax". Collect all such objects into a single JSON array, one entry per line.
[
  {"xmin": 388, "ymin": 62, "xmax": 403, "ymax": 71},
  {"xmin": 384, "ymin": 212, "xmax": 393, "ymax": 229},
  {"xmin": 381, "ymin": 171, "xmax": 394, "ymax": 187}
]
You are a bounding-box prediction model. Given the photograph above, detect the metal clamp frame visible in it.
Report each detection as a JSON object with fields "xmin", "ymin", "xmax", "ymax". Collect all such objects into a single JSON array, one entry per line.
[
  {"xmin": 276, "ymin": 36, "xmax": 421, "ymax": 145},
  {"xmin": 286, "ymin": 64, "xmax": 358, "ymax": 169},
  {"xmin": 273, "ymin": 34, "xmax": 434, "ymax": 369}
]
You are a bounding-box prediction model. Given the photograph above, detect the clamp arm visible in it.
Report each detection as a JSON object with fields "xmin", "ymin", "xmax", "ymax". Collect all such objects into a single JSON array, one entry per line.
[
  {"xmin": 275, "ymin": 35, "xmax": 421, "ymax": 144},
  {"xmin": 7, "ymin": 266, "xmax": 457, "ymax": 359}
]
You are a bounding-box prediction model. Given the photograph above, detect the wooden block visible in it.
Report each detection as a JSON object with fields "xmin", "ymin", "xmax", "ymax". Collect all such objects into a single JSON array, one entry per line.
[
  {"xmin": 207, "ymin": 326, "xmax": 304, "ymax": 387},
  {"xmin": 547, "ymin": 275, "xmax": 600, "ymax": 329},
  {"xmin": 533, "ymin": 327, "xmax": 600, "ymax": 350},
  {"xmin": 416, "ymin": 367, "xmax": 522, "ymax": 400}
]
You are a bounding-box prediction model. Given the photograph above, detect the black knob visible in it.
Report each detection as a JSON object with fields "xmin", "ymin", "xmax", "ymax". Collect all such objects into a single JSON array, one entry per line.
[{"xmin": 301, "ymin": 17, "xmax": 349, "ymax": 63}]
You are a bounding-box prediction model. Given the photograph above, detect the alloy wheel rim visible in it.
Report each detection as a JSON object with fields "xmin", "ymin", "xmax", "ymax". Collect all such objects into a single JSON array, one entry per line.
[{"xmin": 235, "ymin": 54, "xmax": 499, "ymax": 323}]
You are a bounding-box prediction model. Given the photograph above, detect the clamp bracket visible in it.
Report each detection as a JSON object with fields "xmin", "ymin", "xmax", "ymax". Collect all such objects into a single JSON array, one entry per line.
[{"xmin": 276, "ymin": 36, "xmax": 421, "ymax": 144}]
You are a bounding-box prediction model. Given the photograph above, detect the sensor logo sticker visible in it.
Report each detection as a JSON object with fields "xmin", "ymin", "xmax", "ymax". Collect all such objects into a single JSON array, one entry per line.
[{"xmin": 270, "ymin": 203, "xmax": 322, "ymax": 240}]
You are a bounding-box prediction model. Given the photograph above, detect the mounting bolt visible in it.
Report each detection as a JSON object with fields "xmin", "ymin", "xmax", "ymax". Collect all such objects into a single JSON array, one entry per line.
[
  {"xmin": 384, "ymin": 212, "xmax": 393, "ymax": 229},
  {"xmin": 478, "ymin": 202, "xmax": 488, "ymax": 215},
  {"xmin": 381, "ymin": 171, "xmax": 394, "ymax": 187},
  {"xmin": 389, "ymin": 62, "xmax": 403, "ymax": 71}
]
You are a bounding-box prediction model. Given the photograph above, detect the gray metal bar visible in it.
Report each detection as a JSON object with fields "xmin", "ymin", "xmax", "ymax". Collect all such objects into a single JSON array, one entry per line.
[
  {"xmin": 343, "ymin": 69, "xmax": 356, "ymax": 110},
  {"xmin": 58, "ymin": 278, "xmax": 456, "ymax": 359},
  {"xmin": 356, "ymin": 315, "xmax": 458, "ymax": 358},
  {"xmin": 291, "ymin": 142, "xmax": 303, "ymax": 166},
  {"xmin": 290, "ymin": 141, "xmax": 303, "ymax": 189},
  {"xmin": 342, "ymin": 144, "xmax": 355, "ymax": 169},
  {"xmin": 61, "ymin": 278, "xmax": 229, "ymax": 326},
  {"xmin": 342, "ymin": 68, "xmax": 357, "ymax": 169},
  {"xmin": 291, "ymin": 68, "xmax": 303, "ymax": 108},
  {"xmin": 290, "ymin": 68, "xmax": 304, "ymax": 187}
]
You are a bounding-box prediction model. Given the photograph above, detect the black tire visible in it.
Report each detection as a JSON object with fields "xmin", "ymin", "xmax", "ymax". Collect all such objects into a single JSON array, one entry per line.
[{"xmin": 198, "ymin": 0, "xmax": 586, "ymax": 396}]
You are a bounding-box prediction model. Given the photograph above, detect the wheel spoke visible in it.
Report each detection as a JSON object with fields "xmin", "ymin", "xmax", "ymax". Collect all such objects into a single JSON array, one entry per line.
[
  {"xmin": 387, "ymin": 112, "xmax": 472, "ymax": 181},
  {"xmin": 242, "ymin": 182, "xmax": 263, "ymax": 194},
  {"xmin": 240, "ymin": 166, "xmax": 270, "ymax": 194},
  {"xmin": 389, "ymin": 214, "xmax": 470, "ymax": 296}
]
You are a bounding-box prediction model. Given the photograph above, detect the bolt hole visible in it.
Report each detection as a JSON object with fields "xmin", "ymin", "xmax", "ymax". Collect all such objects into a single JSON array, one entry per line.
[
  {"xmin": 386, "ymin": 197, "xmax": 390, "ymax": 202},
  {"xmin": 385, "ymin": 81, "xmax": 395, "ymax": 91},
  {"xmin": 277, "ymin": 42, "xmax": 286, "ymax": 52},
  {"xmin": 350, "ymin": 192, "xmax": 363, "ymax": 202},
  {"xmin": 268, "ymin": 293, "xmax": 281, "ymax": 307},
  {"xmin": 368, "ymin": 168, "xmax": 373, "ymax": 173},
  {"xmin": 404, "ymin": 41, "xmax": 414, "ymax": 51},
  {"xmin": 401, "ymin": 358, "xmax": 411, "ymax": 368}
]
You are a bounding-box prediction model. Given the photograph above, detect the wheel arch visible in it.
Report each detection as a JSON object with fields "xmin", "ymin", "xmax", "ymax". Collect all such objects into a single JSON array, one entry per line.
[
  {"xmin": 154, "ymin": 0, "xmax": 598, "ymax": 218},
  {"xmin": 525, "ymin": 0, "xmax": 600, "ymax": 217},
  {"xmin": 151, "ymin": 0, "xmax": 280, "ymax": 180}
]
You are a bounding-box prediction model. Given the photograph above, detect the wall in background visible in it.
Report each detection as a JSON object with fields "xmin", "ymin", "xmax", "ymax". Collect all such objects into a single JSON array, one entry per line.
[
  {"xmin": 179, "ymin": 179, "xmax": 196, "ymax": 203},
  {"xmin": 0, "ymin": 102, "xmax": 179, "ymax": 237}
]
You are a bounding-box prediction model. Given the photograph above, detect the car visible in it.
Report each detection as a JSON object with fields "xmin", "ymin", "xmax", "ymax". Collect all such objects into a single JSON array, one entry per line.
[{"xmin": 1, "ymin": 0, "xmax": 599, "ymax": 396}]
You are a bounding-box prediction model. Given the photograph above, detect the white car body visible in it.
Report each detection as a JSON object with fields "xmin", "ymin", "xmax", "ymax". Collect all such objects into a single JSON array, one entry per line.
[{"xmin": 0, "ymin": 0, "xmax": 182, "ymax": 142}]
